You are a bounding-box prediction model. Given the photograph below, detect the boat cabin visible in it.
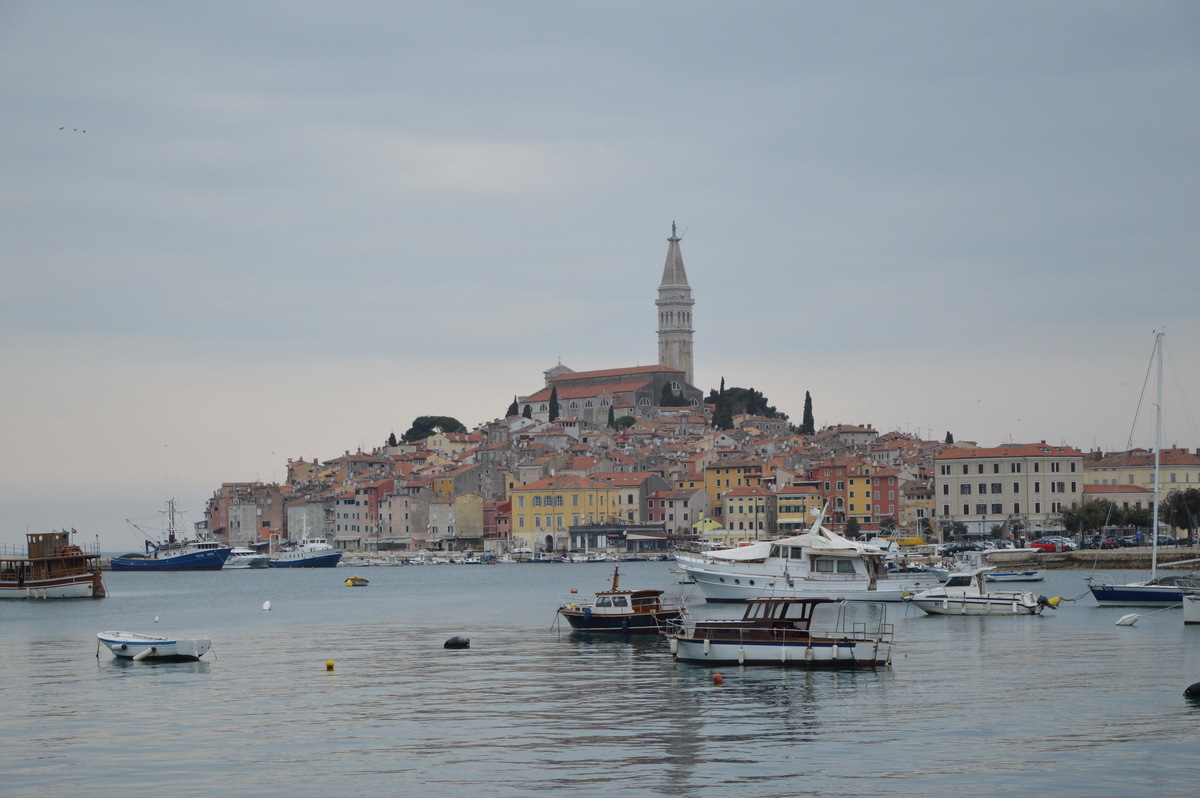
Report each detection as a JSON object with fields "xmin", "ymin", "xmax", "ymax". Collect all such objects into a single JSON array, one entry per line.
[{"xmin": 589, "ymin": 589, "xmax": 666, "ymax": 615}]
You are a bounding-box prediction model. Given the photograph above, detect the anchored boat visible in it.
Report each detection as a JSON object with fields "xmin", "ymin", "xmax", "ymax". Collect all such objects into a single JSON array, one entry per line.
[{"xmin": 96, "ymin": 631, "xmax": 211, "ymax": 662}]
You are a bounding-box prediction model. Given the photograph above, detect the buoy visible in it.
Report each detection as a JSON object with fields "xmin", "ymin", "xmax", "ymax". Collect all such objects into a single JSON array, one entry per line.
[
  {"xmin": 1184, "ymin": 681, "xmax": 1200, "ymax": 699},
  {"xmin": 444, "ymin": 636, "xmax": 471, "ymax": 649},
  {"xmin": 154, "ymin": 616, "xmax": 159, "ymax": 623},
  {"xmin": 712, "ymin": 673, "xmax": 723, "ymax": 685},
  {"xmin": 668, "ymin": 637, "xmax": 679, "ymax": 655},
  {"xmin": 570, "ymin": 588, "xmax": 578, "ymax": 594},
  {"xmin": 1115, "ymin": 613, "xmax": 1141, "ymax": 626},
  {"xmin": 262, "ymin": 601, "xmax": 271, "ymax": 611}
]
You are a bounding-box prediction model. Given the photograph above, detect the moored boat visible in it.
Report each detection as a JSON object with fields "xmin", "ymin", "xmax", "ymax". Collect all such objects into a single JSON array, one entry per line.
[
  {"xmin": 903, "ymin": 568, "xmax": 1060, "ymax": 616},
  {"xmin": 224, "ymin": 547, "xmax": 270, "ymax": 569},
  {"xmin": 557, "ymin": 566, "xmax": 686, "ymax": 633},
  {"xmin": 673, "ymin": 508, "xmax": 943, "ymax": 602},
  {"xmin": 96, "ymin": 631, "xmax": 211, "ymax": 662},
  {"xmin": 345, "ymin": 575, "xmax": 369, "ymax": 586},
  {"xmin": 1, "ymin": 530, "xmax": 106, "ymax": 599},
  {"xmin": 1184, "ymin": 592, "xmax": 1200, "ymax": 624},
  {"xmin": 269, "ymin": 538, "xmax": 342, "ymax": 568},
  {"xmin": 111, "ymin": 499, "xmax": 231, "ymax": 571},
  {"xmin": 666, "ymin": 597, "xmax": 893, "ymax": 667}
]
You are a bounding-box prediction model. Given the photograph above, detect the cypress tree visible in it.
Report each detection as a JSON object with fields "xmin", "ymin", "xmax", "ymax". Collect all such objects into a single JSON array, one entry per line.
[
  {"xmin": 522, "ymin": 404, "xmax": 532, "ymax": 419},
  {"xmin": 506, "ymin": 396, "xmax": 519, "ymax": 417},
  {"xmin": 548, "ymin": 387, "xmax": 560, "ymax": 422},
  {"xmin": 945, "ymin": 431, "xmax": 955, "ymax": 444},
  {"xmin": 607, "ymin": 405, "xmax": 615, "ymax": 427},
  {"xmin": 801, "ymin": 391, "xmax": 815, "ymax": 435}
]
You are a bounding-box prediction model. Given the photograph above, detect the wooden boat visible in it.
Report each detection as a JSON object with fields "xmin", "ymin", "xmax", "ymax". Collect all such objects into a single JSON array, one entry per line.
[
  {"xmin": 96, "ymin": 631, "xmax": 211, "ymax": 662},
  {"xmin": 1, "ymin": 530, "xmax": 106, "ymax": 599},
  {"xmin": 666, "ymin": 597, "xmax": 893, "ymax": 667},
  {"xmin": 903, "ymin": 568, "xmax": 1060, "ymax": 616},
  {"xmin": 557, "ymin": 567, "xmax": 685, "ymax": 633}
]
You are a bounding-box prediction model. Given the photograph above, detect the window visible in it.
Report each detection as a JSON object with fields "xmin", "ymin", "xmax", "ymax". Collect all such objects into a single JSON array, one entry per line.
[
  {"xmin": 978, "ymin": 483, "xmax": 988, "ymax": 495},
  {"xmin": 977, "ymin": 464, "xmax": 984, "ymax": 474},
  {"xmin": 533, "ymin": 496, "xmax": 541, "ymax": 507},
  {"xmin": 943, "ymin": 484, "xmax": 950, "ymax": 495},
  {"xmin": 1013, "ymin": 502, "xmax": 1021, "ymax": 514},
  {"xmin": 1013, "ymin": 482, "xmax": 1020, "ymax": 493},
  {"xmin": 1012, "ymin": 463, "xmax": 1022, "ymax": 473},
  {"xmin": 960, "ymin": 484, "xmax": 972, "ymax": 495},
  {"xmin": 993, "ymin": 464, "xmax": 1000, "ymax": 474},
  {"xmin": 991, "ymin": 483, "xmax": 1002, "ymax": 494},
  {"xmin": 976, "ymin": 504, "xmax": 986, "ymax": 515},
  {"xmin": 991, "ymin": 503, "xmax": 1002, "ymax": 515}
]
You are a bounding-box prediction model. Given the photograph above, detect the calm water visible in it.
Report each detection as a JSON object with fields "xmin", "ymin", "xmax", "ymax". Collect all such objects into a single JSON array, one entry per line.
[{"xmin": 2, "ymin": 562, "xmax": 1197, "ymax": 797}]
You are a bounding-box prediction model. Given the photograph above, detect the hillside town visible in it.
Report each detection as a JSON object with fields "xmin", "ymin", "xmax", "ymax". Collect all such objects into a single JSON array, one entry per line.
[{"xmin": 200, "ymin": 228, "xmax": 1200, "ymax": 558}]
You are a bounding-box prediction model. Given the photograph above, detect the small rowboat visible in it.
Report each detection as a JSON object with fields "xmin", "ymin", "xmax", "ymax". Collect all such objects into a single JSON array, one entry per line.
[
  {"xmin": 345, "ymin": 575, "xmax": 369, "ymax": 587},
  {"xmin": 96, "ymin": 631, "xmax": 211, "ymax": 661}
]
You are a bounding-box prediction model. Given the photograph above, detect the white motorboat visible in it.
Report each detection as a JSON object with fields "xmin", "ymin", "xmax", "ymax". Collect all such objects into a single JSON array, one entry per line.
[
  {"xmin": 903, "ymin": 568, "xmax": 1060, "ymax": 616},
  {"xmin": 933, "ymin": 549, "xmax": 1043, "ymax": 583},
  {"xmin": 96, "ymin": 631, "xmax": 211, "ymax": 661},
  {"xmin": 666, "ymin": 597, "xmax": 894, "ymax": 667},
  {"xmin": 673, "ymin": 508, "xmax": 944, "ymax": 602},
  {"xmin": 224, "ymin": 547, "xmax": 270, "ymax": 569},
  {"xmin": 268, "ymin": 538, "xmax": 342, "ymax": 568}
]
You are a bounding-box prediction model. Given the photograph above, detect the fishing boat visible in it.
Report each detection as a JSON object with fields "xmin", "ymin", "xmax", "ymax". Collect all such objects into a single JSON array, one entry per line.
[
  {"xmin": 665, "ymin": 597, "xmax": 893, "ymax": 667},
  {"xmin": 96, "ymin": 631, "xmax": 211, "ymax": 662},
  {"xmin": 903, "ymin": 568, "xmax": 1060, "ymax": 616},
  {"xmin": 1, "ymin": 530, "xmax": 106, "ymax": 599},
  {"xmin": 110, "ymin": 499, "xmax": 231, "ymax": 571},
  {"xmin": 268, "ymin": 537, "xmax": 343, "ymax": 568},
  {"xmin": 224, "ymin": 547, "xmax": 270, "ymax": 569},
  {"xmin": 557, "ymin": 566, "xmax": 686, "ymax": 633},
  {"xmin": 1086, "ymin": 332, "xmax": 1200, "ymax": 606},
  {"xmin": 673, "ymin": 507, "xmax": 944, "ymax": 602}
]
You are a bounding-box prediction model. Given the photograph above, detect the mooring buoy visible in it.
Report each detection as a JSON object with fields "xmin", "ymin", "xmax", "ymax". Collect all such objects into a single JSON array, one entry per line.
[{"xmin": 444, "ymin": 636, "xmax": 470, "ymax": 649}]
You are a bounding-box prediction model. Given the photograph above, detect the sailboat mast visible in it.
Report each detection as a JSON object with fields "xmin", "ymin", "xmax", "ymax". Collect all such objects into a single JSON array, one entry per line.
[{"xmin": 1151, "ymin": 331, "xmax": 1163, "ymax": 577}]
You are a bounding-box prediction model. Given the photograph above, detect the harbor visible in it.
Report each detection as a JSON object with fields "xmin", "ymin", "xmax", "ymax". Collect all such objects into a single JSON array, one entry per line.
[{"xmin": 2, "ymin": 561, "xmax": 1198, "ymax": 797}]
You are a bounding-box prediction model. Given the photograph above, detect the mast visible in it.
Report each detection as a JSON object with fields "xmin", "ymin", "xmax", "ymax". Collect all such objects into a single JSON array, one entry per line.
[{"xmin": 1151, "ymin": 331, "xmax": 1163, "ymax": 578}]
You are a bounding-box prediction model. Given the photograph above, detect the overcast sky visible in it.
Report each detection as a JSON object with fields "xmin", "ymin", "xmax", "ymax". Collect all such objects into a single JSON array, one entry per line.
[{"xmin": 3, "ymin": 2, "xmax": 1198, "ymax": 549}]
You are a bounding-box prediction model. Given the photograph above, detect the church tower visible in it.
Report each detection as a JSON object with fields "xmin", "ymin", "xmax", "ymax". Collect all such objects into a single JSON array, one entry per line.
[{"xmin": 656, "ymin": 222, "xmax": 695, "ymax": 386}]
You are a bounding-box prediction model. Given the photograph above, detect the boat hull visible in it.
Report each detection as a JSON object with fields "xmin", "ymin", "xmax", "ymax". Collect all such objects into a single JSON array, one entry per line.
[
  {"xmin": 679, "ymin": 563, "xmax": 941, "ymax": 602},
  {"xmin": 97, "ymin": 631, "xmax": 211, "ymax": 661},
  {"xmin": 0, "ymin": 574, "xmax": 103, "ymax": 599},
  {"xmin": 558, "ymin": 608, "xmax": 684, "ymax": 633},
  {"xmin": 1088, "ymin": 583, "xmax": 1185, "ymax": 607},
  {"xmin": 268, "ymin": 551, "xmax": 343, "ymax": 568},
  {"xmin": 670, "ymin": 636, "xmax": 889, "ymax": 667},
  {"xmin": 906, "ymin": 594, "xmax": 1043, "ymax": 616},
  {"xmin": 110, "ymin": 548, "xmax": 230, "ymax": 571}
]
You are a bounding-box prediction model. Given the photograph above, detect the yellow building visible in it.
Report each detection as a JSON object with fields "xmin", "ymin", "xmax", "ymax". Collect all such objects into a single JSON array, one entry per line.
[
  {"xmin": 703, "ymin": 458, "xmax": 763, "ymax": 521},
  {"xmin": 509, "ymin": 474, "xmax": 621, "ymax": 554},
  {"xmin": 776, "ymin": 484, "xmax": 822, "ymax": 534}
]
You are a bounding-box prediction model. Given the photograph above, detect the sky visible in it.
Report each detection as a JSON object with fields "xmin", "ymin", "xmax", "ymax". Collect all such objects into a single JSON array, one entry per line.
[{"xmin": 3, "ymin": 2, "xmax": 1198, "ymax": 550}]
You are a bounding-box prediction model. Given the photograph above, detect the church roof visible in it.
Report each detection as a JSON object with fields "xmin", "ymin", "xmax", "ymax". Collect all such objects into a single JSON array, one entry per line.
[
  {"xmin": 524, "ymin": 379, "xmax": 652, "ymax": 403},
  {"xmin": 549, "ymin": 364, "xmax": 682, "ymax": 383}
]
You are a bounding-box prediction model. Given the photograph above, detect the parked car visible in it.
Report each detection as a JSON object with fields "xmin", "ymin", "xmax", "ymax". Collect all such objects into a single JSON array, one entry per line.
[
  {"xmin": 1029, "ymin": 537, "xmax": 1078, "ymax": 552},
  {"xmin": 1151, "ymin": 534, "xmax": 1179, "ymax": 546},
  {"xmin": 936, "ymin": 541, "xmax": 987, "ymax": 556},
  {"xmin": 1083, "ymin": 536, "xmax": 1120, "ymax": 550}
]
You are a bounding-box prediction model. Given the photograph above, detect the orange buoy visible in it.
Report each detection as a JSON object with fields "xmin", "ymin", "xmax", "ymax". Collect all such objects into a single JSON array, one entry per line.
[
  {"xmin": 570, "ymin": 588, "xmax": 578, "ymax": 594},
  {"xmin": 712, "ymin": 673, "xmax": 723, "ymax": 685}
]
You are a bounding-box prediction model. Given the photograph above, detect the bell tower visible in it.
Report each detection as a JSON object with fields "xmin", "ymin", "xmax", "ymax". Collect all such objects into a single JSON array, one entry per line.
[{"xmin": 656, "ymin": 222, "xmax": 695, "ymax": 385}]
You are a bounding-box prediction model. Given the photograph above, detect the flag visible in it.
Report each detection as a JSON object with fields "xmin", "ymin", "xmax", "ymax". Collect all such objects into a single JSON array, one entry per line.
[{"xmin": 71, "ymin": 527, "xmax": 77, "ymax": 534}]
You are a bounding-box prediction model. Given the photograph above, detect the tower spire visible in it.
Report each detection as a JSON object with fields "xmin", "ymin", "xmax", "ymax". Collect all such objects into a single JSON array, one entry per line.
[{"xmin": 656, "ymin": 223, "xmax": 695, "ymax": 385}]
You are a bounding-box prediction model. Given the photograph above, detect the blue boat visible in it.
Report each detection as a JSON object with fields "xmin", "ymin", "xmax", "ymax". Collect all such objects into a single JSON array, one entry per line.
[{"xmin": 111, "ymin": 500, "xmax": 231, "ymax": 571}]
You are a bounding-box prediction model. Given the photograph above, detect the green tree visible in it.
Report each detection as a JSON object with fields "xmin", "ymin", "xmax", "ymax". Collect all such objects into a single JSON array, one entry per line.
[
  {"xmin": 522, "ymin": 404, "xmax": 532, "ymax": 419},
  {"xmin": 506, "ymin": 396, "xmax": 519, "ymax": 417},
  {"xmin": 844, "ymin": 518, "xmax": 861, "ymax": 539},
  {"xmin": 879, "ymin": 516, "xmax": 897, "ymax": 533},
  {"xmin": 548, "ymin": 387, "xmax": 560, "ymax": 422},
  {"xmin": 387, "ymin": 431, "xmax": 398, "ymax": 447},
  {"xmin": 607, "ymin": 404, "xmax": 615, "ymax": 427},
  {"xmin": 1160, "ymin": 487, "xmax": 1200, "ymax": 539},
  {"xmin": 401, "ymin": 415, "xmax": 466, "ymax": 443},
  {"xmin": 612, "ymin": 415, "xmax": 637, "ymax": 431},
  {"xmin": 1060, "ymin": 499, "xmax": 1118, "ymax": 533},
  {"xmin": 944, "ymin": 431, "xmax": 955, "ymax": 444},
  {"xmin": 801, "ymin": 391, "xmax": 815, "ymax": 435}
]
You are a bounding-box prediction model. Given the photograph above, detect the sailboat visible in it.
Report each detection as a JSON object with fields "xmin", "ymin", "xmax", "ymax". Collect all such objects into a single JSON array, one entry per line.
[{"xmin": 1086, "ymin": 332, "xmax": 1200, "ymax": 606}]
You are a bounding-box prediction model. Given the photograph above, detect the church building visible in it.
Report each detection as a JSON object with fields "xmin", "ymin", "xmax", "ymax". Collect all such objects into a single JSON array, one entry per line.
[{"xmin": 517, "ymin": 224, "xmax": 704, "ymax": 426}]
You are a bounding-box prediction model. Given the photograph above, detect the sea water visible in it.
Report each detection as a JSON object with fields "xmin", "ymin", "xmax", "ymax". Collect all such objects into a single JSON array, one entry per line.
[{"xmin": 1, "ymin": 562, "xmax": 1197, "ymax": 797}]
